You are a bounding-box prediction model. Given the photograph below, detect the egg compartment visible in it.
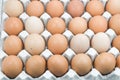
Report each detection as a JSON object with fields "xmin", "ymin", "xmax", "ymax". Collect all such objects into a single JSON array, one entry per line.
[{"xmin": 1, "ymin": 0, "xmax": 120, "ymax": 80}]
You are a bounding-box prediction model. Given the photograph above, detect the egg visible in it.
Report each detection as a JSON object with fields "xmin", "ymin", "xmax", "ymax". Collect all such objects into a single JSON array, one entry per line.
[
  {"xmin": 106, "ymin": 0, "xmax": 120, "ymax": 15},
  {"xmin": 25, "ymin": 55, "xmax": 46, "ymax": 78},
  {"xmin": 25, "ymin": 16, "xmax": 44, "ymax": 34},
  {"xmin": 26, "ymin": 1, "xmax": 44, "ymax": 17},
  {"xmin": 4, "ymin": 17, "xmax": 23, "ymax": 35},
  {"xmin": 94, "ymin": 52, "xmax": 116, "ymax": 75},
  {"xmin": 3, "ymin": 35, "xmax": 23, "ymax": 55},
  {"xmin": 67, "ymin": 0, "xmax": 84, "ymax": 17},
  {"xmin": 47, "ymin": 55, "xmax": 68, "ymax": 77},
  {"xmin": 48, "ymin": 34, "xmax": 68, "ymax": 55},
  {"xmin": 70, "ymin": 34, "xmax": 90, "ymax": 53},
  {"xmin": 4, "ymin": 0, "xmax": 23, "ymax": 17},
  {"xmin": 109, "ymin": 14, "xmax": 120, "ymax": 35},
  {"xmin": 46, "ymin": 17, "xmax": 66, "ymax": 34},
  {"xmin": 89, "ymin": 16, "xmax": 108, "ymax": 33},
  {"xmin": 86, "ymin": 0, "xmax": 104, "ymax": 16},
  {"xmin": 71, "ymin": 53, "xmax": 92, "ymax": 75},
  {"xmin": 25, "ymin": 34, "xmax": 45, "ymax": 55},
  {"xmin": 117, "ymin": 55, "xmax": 120, "ymax": 68},
  {"xmin": 91, "ymin": 32, "xmax": 110, "ymax": 53},
  {"xmin": 112, "ymin": 35, "xmax": 120, "ymax": 51},
  {"xmin": 2, "ymin": 55, "xmax": 23, "ymax": 79},
  {"xmin": 46, "ymin": 0, "xmax": 64, "ymax": 17},
  {"xmin": 68, "ymin": 17, "xmax": 87, "ymax": 35}
]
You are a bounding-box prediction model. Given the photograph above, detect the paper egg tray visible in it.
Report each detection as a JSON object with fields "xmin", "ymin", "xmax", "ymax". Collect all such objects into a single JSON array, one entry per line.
[{"xmin": 1, "ymin": 0, "xmax": 120, "ymax": 80}]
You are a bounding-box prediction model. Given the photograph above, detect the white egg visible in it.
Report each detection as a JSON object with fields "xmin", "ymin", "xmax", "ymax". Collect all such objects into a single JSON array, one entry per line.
[
  {"xmin": 91, "ymin": 32, "xmax": 111, "ymax": 53},
  {"xmin": 25, "ymin": 16, "xmax": 44, "ymax": 34}
]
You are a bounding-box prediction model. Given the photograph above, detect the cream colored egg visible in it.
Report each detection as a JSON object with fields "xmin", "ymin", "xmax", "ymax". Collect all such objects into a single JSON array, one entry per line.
[
  {"xmin": 25, "ymin": 16, "xmax": 44, "ymax": 34},
  {"xmin": 91, "ymin": 32, "xmax": 110, "ymax": 53},
  {"xmin": 70, "ymin": 34, "xmax": 90, "ymax": 53},
  {"xmin": 25, "ymin": 34, "xmax": 45, "ymax": 55},
  {"xmin": 4, "ymin": 0, "xmax": 23, "ymax": 17}
]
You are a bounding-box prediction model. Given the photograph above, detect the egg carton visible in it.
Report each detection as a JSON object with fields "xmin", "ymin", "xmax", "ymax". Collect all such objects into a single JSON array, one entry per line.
[{"xmin": 1, "ymin": 0, "xmax": 120, "ymax": 80}]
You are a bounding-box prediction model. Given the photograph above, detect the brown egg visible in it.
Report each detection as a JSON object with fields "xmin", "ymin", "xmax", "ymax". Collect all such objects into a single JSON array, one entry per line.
[
  {"xmin": 46, "ymin": 1, "xmax": 64, "ymax": 17},
  {"xmin": 67, "ymin": 0, "xmax": 84, "ymax": 17},
  {"xmin": 48, "ymin": 34, "xmax": 68, "ymax": 55},
  {"xmin": 25, "ymin": 34, "xmax": 45, "ymax": 55},
  {"xmin": 26, "ymin": 1, "xmax": 44, "ymax": 17},
  {"xmin": 4, "ymin": 17, "xmax": 23, "ymax": 35},
  {"xmin": 109, "ymin": 14, "xmax": 120, "ymax": 35},
  {"xmin": 46, "ymin": 17, "xmax": 66, "ymax": 34},
  {"xmin": 94, "ymin": 52, "xmax": 116, "ymax": 75},
  {"xmin": 117, "ymin": 55, "xmax": 120, "ymax": 68},
  {"xmin": 71, "ymin": 53, "xmax": 92, "ymax": 75},
  {"xmin": 4, "ymin": 0, "xmax": 24, "ymax": 17},
  {"xmin": 3, "ymin": 35, "xmax": 23, "ymax": 55},
  {"xmin": 25, "ymin": 55, "xmax": 46, "ymax": 78},
  {"xmin": 112, "ymin": 35, "xmax": 120, "ymax": 51},
  {"xmin": 68, "ymin": 17, "xmax": 87, "ymax": 35},
  {"xmin": 106, "ymin": 0, "xmax": 120, "ymax": 15},
  {"xmin": 86, "ymin": 0, "xmax": 104, "ymax": 16},
  {"xmin": 89, "ymin": 16, "xmax": 108, "ymax": 33},
  {"xmin": 2, "ymin": 55, "xmax": 23, "ymax": 79},
  {"xmin": 47, "ymin": 55, "xmax": 68, "ymax": 77}
]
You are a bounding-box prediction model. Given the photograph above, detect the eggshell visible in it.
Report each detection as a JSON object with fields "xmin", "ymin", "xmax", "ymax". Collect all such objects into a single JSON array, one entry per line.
[
  {"xmin": 67, "ymin": 0, "xmax": 84, "ymax": 17},
  {"xmin": 106, "ymin": 0, "xmax": 120, "ymax": 15},
  {"xmin": 70, "ymin": 34, "xmax": 90, "ymax": 53},
  {"xmin": 4, "ymin": 17, "xmax": 23, "ymax": 35},
  {"xmin": 89, "ymin": 16, "xmax": 108, "ymax": 33},
  {"xmin": 117, "ymin": 55, "xmax": 120, "ymax": 68},
  {"xmin": 94, "ymin": 52, "xmax": 116, "ymax": 75},
  {"xmin": 46, "ymin": 1, "xmax": 64, "ymax": 17},
  {"xmin": 47, "ymin": 55, "xmax": 68, "ymax": 77},
  {"xmin": 109, "ymin": 14, "xmax": 120, "ymax": 35},
  {"xmin": 68, "ymin": 17, "xmax": 87, "ymax": 35},
  {"xmin": 3, "ymin": 35, "xmax": 23, "ymax": 55},
  {"xmin": 26, "ymin": 1, "xmax": 44, "ymax": 17},
  {"xmin": 2, "ymin": 55, "xmax": 23, "ymax": 79},
  {"xmin": 25, "ymin": 16, "xmax": 44, "ymax": 34},
  {"xmin": 25, "ymin": 34, "xmax": 45, "ymax": 55},
  {"xmin": 86, "ymin": 0, "xmax": 104, "ymax": 16},
  {"xmin": 112, "ymin": 35, "xmax": 120, "ymax": 51},
  {"xmin": 25, "ymin": 55, "xmax": 46, "ymax": 78},
  {"xmin": 91, "ymin": 32, "xmax": 110, "ymax": 53},
  {"xmin": 71, "ymin": 53, "xmax": 92, "ymax": 75},
  {"xmin": 48, "ymin": 34, "xmax": 68, "ymax": 55},
  {"xmin": 46, "ymin": 17, "xmax": 66, "ymax": 34},
  {"xmin": 4, "ymin": 0, "xmax": 24, "ymax": 17}
]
